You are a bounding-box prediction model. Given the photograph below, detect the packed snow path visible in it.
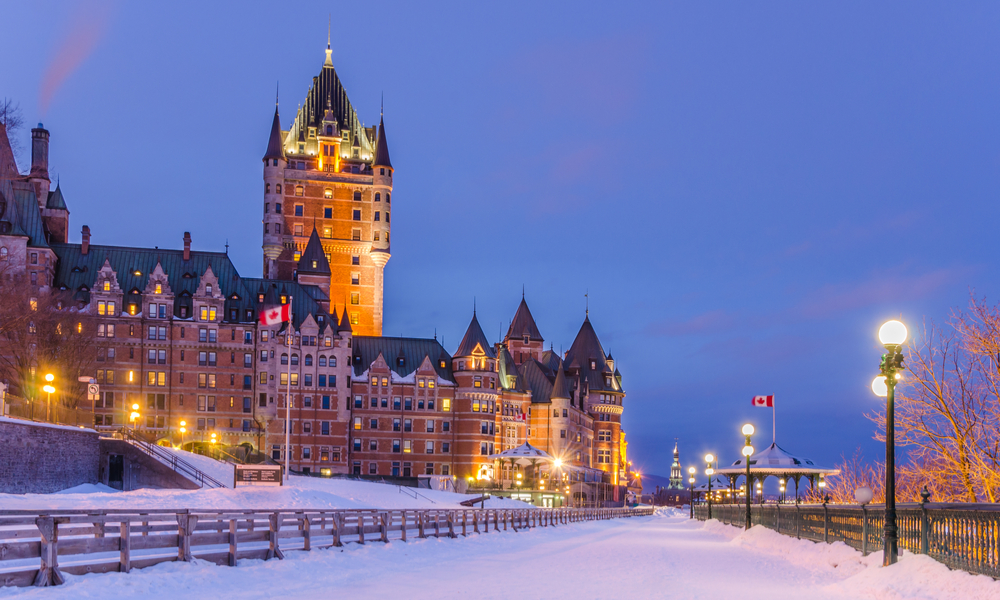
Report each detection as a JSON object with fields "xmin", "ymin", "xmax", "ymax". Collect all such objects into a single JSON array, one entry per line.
[{"xmin": 1, "ymin": 509, "xmax": 997, "ymax": 599}]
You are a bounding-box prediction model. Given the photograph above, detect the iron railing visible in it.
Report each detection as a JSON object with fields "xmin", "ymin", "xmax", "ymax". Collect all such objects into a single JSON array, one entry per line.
[
  {"xmin": 695, "ymin": 502, "xmax": 1000, "ymax": 578},
  {"xmin": 118, "ymin": 427, "xmax": 228, "ymax": 489}
]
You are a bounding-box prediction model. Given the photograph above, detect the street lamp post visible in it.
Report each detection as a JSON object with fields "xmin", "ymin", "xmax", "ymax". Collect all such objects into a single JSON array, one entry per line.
[
  {"xmin": 742, "ymin": 424, "xmax": 755, "ymax": 530},
  {"xmin": 872, "ymin": 319, "xmax": 907, "ymax": 567},
  {"xmin": 179, "ymin": 420, "xmax": 186, "ymax": 448},
  {"xmin": 43, "ymin": 373, "xmax": 55, "ymax": 422},
  {"xmin": 129, "ymin": 403, "xmax": 140, "ymax": 433},
  {"xmin": 688, "ymin": 466, "xmax": 696, "ymax": 519},
  {"xmin": 704, "ymin": 454, "xmax": 715, "ymax": 520}
]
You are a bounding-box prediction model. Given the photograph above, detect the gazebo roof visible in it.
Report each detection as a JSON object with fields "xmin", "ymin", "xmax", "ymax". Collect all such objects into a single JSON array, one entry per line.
[
  {"xmin": 488, "ymin": 442, "xmax": 554, "ymax": 462},
  {"xmin": 715, "ymin": 442, "xmax": 839, "ymax": 477}
]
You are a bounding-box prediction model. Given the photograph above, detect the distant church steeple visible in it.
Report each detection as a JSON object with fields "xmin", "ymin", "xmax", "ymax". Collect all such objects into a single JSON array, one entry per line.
[{"xmin": 669, "ymin": 439, "xmax": 684, "ymax": 489}]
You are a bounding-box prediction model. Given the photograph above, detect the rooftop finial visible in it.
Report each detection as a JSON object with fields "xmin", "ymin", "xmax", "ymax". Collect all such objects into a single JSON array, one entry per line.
[
  {"xmin": 225, "ymin": 239, "xmax": 229, "ymax": 254},
  {"xmin": 381, "ymin": 92, "xmax": 384, "ymax": 118},
  {"xmin": 275, "ymin": 81, "xmax": 279, "ymax": 107},
  {"xmin": 585, "ymin": 290, "xmax": 589, "ymax": 317},
  {"xmin": 324, "ymin": 17, "xmax": 333, "ymax": 66},
  {"xmin": 522, "ymin": 285, "xmax": 525, "ymax": 299},
  {"xmin": 473, "ymin": 297, "xmax": 476, "ymax": 316}
]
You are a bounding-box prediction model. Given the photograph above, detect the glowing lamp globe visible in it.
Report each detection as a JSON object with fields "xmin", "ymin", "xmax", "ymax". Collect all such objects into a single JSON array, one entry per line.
[
  {"xmin": 42, "ymin": 385, "xmax": 55, "ymax": 394},
  {"xmin": 854, "ymin": 486, "xmax": 873, "ymax": 505},
  {"xmin": 878, "ymin": 320, "xmax": 907, "ymax": 346},
  {"xmin": 44, "ymin": 373, "xmax": 54, "ymax": 382},
  {"xmin": 742, "ymin": 423, "xmax": 755, "ymax": 436},
  {"xmin": 688, "ymin": 466, "xmax": 696, "ymax": 475},
  {"xmin": 871, "ymin": 376, "xmax": 888, "ymax": 398},
  {"xmin": 704, "ymin": 453, "xmax": 715, "ymax": 464},
  {"xmin": 553, "ymin": 459, "xmax": 562, "ymax": 468},
  {"xmin": 741, "ymin": 445, "xmax": 754, "ymax": 457}
]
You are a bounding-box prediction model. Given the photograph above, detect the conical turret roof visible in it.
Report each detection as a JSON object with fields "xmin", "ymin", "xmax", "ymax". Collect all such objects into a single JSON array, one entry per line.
[
  {"xmin": 297, "ymin": 227, "xmax": 331, "ymax": 275},
  {"xmin": 263, "ymin": 107, "xmax": 285, "ymax": 161},
  {"xmin": 506, "ymin": 297, "xmax": 543, "ymax": 342},
  {"xmin": 339, "ymin": 306, "xmax": 353, "ymax": 333},
  {"xmin": 46, "ymin": 183, "xmax": 67, "ymax": 210},
  {"xmin": 455, "ymin": 311, "xmax": 496, "ymax": 358},
  {"xmin": 550, "ymin": 360, "xmax": 570, "ymax": 400},
  {"xmin": 374, "ymin": 116, "xmax": 392, "ymax": 168}
]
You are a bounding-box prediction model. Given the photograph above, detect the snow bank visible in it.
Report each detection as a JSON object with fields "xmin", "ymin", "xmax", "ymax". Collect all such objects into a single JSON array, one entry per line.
[
  {"xmin": 0, "ymin": 415, "xmax": 96, "ymax": 433},
  {"xmin": 0, "ymin": 475, "xmax": 535, "ymax": 512},
  {"xmin": 702, "ymin": 517, "xmax": 1000, "ymax": 600},
  {"xmin": 54, "ymin": 483, "xmax": 119, "ymax": 495},
  {"xmin": 150, "ymin": 445, "xmax": 235, "ymax": 487}
]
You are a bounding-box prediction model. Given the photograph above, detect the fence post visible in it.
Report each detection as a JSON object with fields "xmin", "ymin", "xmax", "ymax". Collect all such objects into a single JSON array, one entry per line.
[
  {"xmin": 823, "ymin": 499, "xmax": 829, "ymax": 544},
  {"xmin": 33, "ymin": 517, "xmax": 65, "ymax": 586},
  {"xmin": 267, "ymin": 512, "xmax": 285, "ymax": 559},
  {"xmin": 302, "ymin": 515, "xmax": 312, "ymax": 551},
  {"xmin": 358, "ymin": 513, "xmax": 366, "ymax": 545},
  {"xmin": 176, "ymin": 513, "xmax": 198, "ymax": 562},
  {"xmin": 333, "ymin": 512, "xmax": 342, "ymax": 547},
  {"xmin": 228, "ymin": 519, "xmax": 238, "ymax": 566},
  {"xmin": 419, "ymin": 512, "xmax": 426, "ymax": 538},
  {"xmin": 119, "ymin": 520, "xmax": 131, "ymax": 573},
  {"xmin": 795, "ymin": 503, "xmax": 801, "ymax": 540},
  {"xmin": 920, "ymin": 486, "xmax": 931, "ymax": 555},
  {"xmin": 448, "ymin": 512, "xmax": 456, "ymax": 538},
  {"xmin": 434, "ymin": 513, "xmax": 441, "ymax": 538},
  {"xmin": 494, "ymin": 511, "xmax": 499, "ymax": 532}
]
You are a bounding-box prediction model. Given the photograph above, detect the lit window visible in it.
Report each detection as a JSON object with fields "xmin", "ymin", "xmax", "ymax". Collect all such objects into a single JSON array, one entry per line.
[
  {"xmin": 324, "ymin": 189, "xmax": 332, "ymax": 199},
  {"xmin": 294, "ymin": 224, "xmax": 303, "ymax": 236},
  {"xmin": 373, "ymin": 231, "xmax": 380, "ymax": 242},
  {"xmin": 295, "ymin": 186, "xmax": 304, "ymax": 196},
  {"xmin": 350, "ymin": 312, "xmax": 359, "ymax": 325},
  {"xmin": 323, "ymin": 227, "xmax": 332, "ymax": 238},
  {"xmin": 294, "ymin": 251, "xmax": 301, "ymax": 261},
  {"xmin": 442, "ymin": 399, "xmax": 451, "ymax": 412},
  {"xmin": 103, "ymin": 281, "xmax": 111, "ymax": 292},
  {"xmin": 351, "ymin": 293, "xmax": 360, "ymax": 305},
  {"xmin": 155, "ymin": 283, "xmax": 162, "ymax": 294}
]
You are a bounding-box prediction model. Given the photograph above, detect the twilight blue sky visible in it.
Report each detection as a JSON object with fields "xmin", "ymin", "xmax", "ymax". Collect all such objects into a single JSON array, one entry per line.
[{"xmin": 3, "ymin": 1, "xmax": 1000, "ymax": 481}]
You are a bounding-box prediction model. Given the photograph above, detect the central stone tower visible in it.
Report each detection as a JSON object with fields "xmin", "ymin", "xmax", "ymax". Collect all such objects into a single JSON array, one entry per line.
[{"xmin": 262, "ymin": 40, "xmax": 393, "ymax": 336}]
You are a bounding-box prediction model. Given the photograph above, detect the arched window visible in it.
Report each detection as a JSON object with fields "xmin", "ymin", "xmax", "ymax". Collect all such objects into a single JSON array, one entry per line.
[
  {"xmin": 265, "ymin": 183, "xmax": 270, "ymax": 193},
  {"xmin": 304, "ymin": 354, "xmax": 313, "ymax": 366},
  {"xmin": 295, "ymin": 185, "xmax": 304, "ymax": 197},
  {"xmin": 386, "ymin": 193, "xmax": 390, "ymax": 204},
  {"xmin": 276, "ymin": 184, "xmax": 282, "ymax": 194},
  {"xmin": 0, "ymin": 247, "xmax": 7, "ymax": 260},
  {"xmin": 281, "ymin": 353, "xmax": 288, "ymax": 365},
  {"xmin": 374, "ymin": 193, "xmax": 380, "ymax": 202},
  {"xmin": 291, "ymin": 354, "xmax": 299, "ymax": 366},
  {"xmin": 324, "ymin": 188, "xmax": 332, "ymax": 199},
  {"xmin": 318, "ymin": 356, "xmax": 327, "ymax": 367},
  {"xmin": 330, "ymin": 356, "xmax": 337, "ymax": 367},
  {"xmin": 326, "ymin": 125, "xmax": 333, "ymax": 135}
]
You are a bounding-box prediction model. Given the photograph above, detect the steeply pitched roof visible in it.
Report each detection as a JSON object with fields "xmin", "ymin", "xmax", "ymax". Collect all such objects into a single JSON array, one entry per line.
[
  {"xmin": 288, "ymin": 54, "xmax": 362, "ymax": 150},
  {"xmin": 240, "ymin": 277, "xmax": 330, "ymax": 329},
  {"xmin": 297, "ymin": 227, "xmax": 331, "ymax": 275},
  {"xmin": 352, "ymin": 336, "xmax": 455, "ymax": 382},
  {"xmin": 338, "ymin": 306, "xmax": 353, "ymax": 333},
  {"xmin": 454, "ymin": 312, "xmax": 496, "ymax": 358},
  {"xmin": 518, "ymin": 359, "xmax": 554, "ymax": 404},
  {"xmin": 506, "ymin": 297, "xmax": 543, "ymax": 342},
  {"xmin": 46, "ymin": 183, "xmax": 67, "ymax": 209},
  {"xmin": 564, "ymin": 315, "xmax": 620, "ymax": 393},
  {"xmin": 11, "ymin": 184, "xmax": 48, "ymax": 248},
  {"xmin": 263, "ymin": 107, "xmax": 285, "ymax": 161},
  {"xmin": 373, "ymin": 116, "xmax": 392, "ymax": 168}
]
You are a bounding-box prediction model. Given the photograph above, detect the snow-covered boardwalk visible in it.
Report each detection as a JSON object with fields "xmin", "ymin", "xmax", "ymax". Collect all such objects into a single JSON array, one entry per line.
[{"xmin": 2, "ymin": 509, "xmax": 996, "ymax": 599}]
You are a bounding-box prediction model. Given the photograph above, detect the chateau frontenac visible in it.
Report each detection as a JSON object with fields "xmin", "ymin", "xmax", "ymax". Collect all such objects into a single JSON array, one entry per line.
[{"xmin": 0, "ymin": 44, "xmax": 636, "ymax": 502}]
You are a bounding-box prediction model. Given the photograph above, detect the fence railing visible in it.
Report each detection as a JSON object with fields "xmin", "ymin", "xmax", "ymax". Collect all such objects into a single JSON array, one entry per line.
[
  {"xmin": 694, "ymin": 502, "xmax": 1000, "ymax": 578},
  {"xmin": 117, "ymin": 427, "xmax": 228, "ymax": 490},
  {"xmin": 0, "ymin": 505, "xmax": 653, "ymax": 587},
  {"xmin": 0, "ymin": 393, "xmax": 95, "ymax": 428}
]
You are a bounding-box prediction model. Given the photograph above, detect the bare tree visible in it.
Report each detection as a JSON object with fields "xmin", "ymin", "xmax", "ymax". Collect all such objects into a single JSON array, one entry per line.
[{"xmin": 0, "ymin": 98, "xmax": 25, "ymax": 169}]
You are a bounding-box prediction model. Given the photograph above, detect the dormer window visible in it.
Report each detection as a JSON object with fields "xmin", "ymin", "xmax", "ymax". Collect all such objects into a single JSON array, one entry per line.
[
  {"xmin": 523, "ymin": 334, "xmax": 529, "ymax": 344},
  {"xmin": 155, "ymin": 283, "xmax": 162, "ymax": 294},
  {"xmin": 103, "ymin": 281, "xmax": 111, "ymax": 292},
  {"xmin": 311, "ymin": 260, "xmax": 318, "ymax": 269},
  {"xmin": 206, "ymin": 284, "xmax": 213, "ymax": 295},
  {"xmin": 326, "ymin": 125, "xmax": 333, "ymax": 135},
  {"xmin": 397, "ymin": 357, "xmax": 405, "ymax": 367},
  {"xmin": 280, "ymin": 295, "xmax": 287, "ymax": 304},
  {"xmin": 258, "ymin": 294, "xmax": 265, "ymax": 303},
  {"xmin": 590, "ymin": 360, "xmax": 597, "ymax": 370}
]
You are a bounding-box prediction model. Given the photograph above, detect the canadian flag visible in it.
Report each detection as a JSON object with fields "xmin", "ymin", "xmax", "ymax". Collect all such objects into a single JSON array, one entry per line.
[
  {"xmin": 752, "ymin": 395, "xmax": 774, "ymax": 407},
  {"xmin": 259, "ymin": 304, "xmax": 291, "ymax": 326}
]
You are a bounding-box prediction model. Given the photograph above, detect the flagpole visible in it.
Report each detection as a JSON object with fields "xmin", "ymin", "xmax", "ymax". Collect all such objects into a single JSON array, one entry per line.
[
  {"xmin": 772, "ymin": 400, "xmax": 776, "ymax": 444},
  {"xmin": 285, "ymin": 296, "xmax": 293, "ymax": 481}
]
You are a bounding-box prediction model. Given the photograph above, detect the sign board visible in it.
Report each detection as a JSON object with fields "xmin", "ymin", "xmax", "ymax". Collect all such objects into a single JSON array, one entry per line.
[
  {"xmin": 234, "ymin": 464, "xmax": 283, "ymax": 487},
  {"xmin": 87, "ymin": 384, "xmax": 100, "ymax": 401}
]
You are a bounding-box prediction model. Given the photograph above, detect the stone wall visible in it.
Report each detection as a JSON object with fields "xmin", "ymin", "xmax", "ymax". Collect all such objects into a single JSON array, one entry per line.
[
  {"xmin": 0, "ymin": 418, "xmax": 100, "ymax": 494},
  {"xmin": 98, "ymin": 439, "xmax": 199, "ymax": 491}
]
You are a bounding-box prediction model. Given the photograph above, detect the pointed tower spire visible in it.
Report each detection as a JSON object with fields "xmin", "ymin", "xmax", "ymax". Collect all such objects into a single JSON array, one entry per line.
[
  {"xmin": 550, "ymin": 360, "xmax": 570, "ymax": 400},
  {"xmin": 374, "ymin": 109, "xmax": 392, "ymax": 168},
  {"xmin": 297, "ymin": 227, "xmax": 331, "ymax": 275},
  {"xmin": 325, "ymin": 17, "xmax": 333, "ymax": 66},
  {"xmin": 263, "ymin": 95, "xmax": 284, "ymax": 162},
  {"xmin": 455, "ymin": 311, "xmax": 496, "ymax": 358}
]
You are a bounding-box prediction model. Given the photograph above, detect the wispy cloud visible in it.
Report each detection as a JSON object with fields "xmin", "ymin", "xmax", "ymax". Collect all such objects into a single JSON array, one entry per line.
[{"xmin": 796, "ymin": 267, "xmax": 973, "ymax": 319}]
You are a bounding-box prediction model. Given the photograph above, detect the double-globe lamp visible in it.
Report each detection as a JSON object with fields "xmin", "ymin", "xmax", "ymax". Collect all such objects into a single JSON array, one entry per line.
[
  {"xmin": 687, "ymin": 466, "xmax": 696, "ymax": 519},
  {"xmin": 871, "ymin": 319, "xmax": 907, "ymax": 567},
  {"xmin": 704, "ymin": 454, "xmax": 715, "ymax": 519}
]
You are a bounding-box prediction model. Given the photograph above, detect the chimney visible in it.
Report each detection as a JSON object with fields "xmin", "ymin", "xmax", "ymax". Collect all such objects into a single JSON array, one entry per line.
[
  {"xmin": 183, "ymin": 232, "xmax": 191, "ymax": 261},
  {"xmin": 30, "ymin": 124, "xmax": 50, "ymax": 179},
  {"xmin": 81, "ymin": 225, "xmax": 90, "ymax": 255}
]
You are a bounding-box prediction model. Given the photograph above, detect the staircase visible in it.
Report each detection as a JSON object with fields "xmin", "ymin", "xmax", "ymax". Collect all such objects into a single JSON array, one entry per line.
[{"xmin": 118, "ymin": 427, "xmax": 228, "ymax": 489}]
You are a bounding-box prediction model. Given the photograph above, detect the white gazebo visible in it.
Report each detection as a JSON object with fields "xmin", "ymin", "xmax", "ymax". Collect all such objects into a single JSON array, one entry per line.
[
  {"xmin": 715, "ymin": 442, "xmax": 840, "ymax": 499},
  {"xmin": 488, "ymin": 442, "xmax": 556, "ymax": 488}
]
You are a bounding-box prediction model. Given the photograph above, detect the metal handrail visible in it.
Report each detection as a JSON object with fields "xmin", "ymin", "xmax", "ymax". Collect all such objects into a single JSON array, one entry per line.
[
  {"xmin": 695, "ymin": 501, "xmax": 1000, "ymax": 578},
  {"xmin": 118, "ymin": 427, "xmax": 227, "ymax": 489}
]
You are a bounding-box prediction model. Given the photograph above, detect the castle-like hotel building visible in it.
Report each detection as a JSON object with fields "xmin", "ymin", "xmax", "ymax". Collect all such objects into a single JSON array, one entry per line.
[{"xmin": 0, "ymin": 44, "xmax": 634, "ymax": 502}]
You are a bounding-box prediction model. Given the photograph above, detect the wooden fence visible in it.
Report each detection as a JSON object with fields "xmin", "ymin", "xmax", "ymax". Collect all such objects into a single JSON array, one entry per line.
[
  {"xmin": 695, "ymin": 502, "xmax": 1000, "ymax": 579},
  {"xmin": 0, "ymin": 505, "xmax": 654, "ymax": 587}
]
